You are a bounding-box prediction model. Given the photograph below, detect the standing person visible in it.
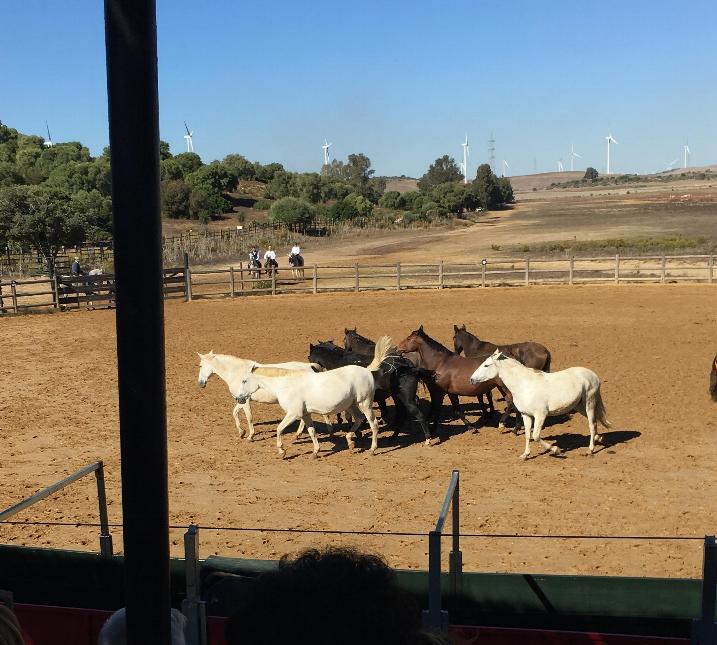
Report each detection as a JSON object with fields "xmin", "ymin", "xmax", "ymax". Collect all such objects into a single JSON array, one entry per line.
[{"xmin": 70, "ymin": 256, "xmax": 83, "ymax": 276}]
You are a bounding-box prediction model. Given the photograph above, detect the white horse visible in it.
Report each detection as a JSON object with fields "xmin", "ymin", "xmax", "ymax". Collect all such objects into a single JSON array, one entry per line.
[
  {"xmin": 196, "ymin": 352, "xmax": 331, "ymax": 440},
  {"xmin": 234, "ymin": 336, "xmax": 392, "ymax": 458},
  {"xmin": 470, "ymin": 349, "xmax": 611, "ymax": 459}
]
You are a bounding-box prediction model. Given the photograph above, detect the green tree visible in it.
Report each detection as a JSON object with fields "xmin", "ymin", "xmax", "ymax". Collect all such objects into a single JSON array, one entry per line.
[
  {"xmin": 254, "ymin": 161, "xmax": 285, "ymax": 183},
  {"xmin": 159, "ymin": 140, "xmax": 172, "ymax": 160},
  {"xmin": 344, "ymin": 192, "xmax": 373, "ymax": 217},
  {"xmin": 173, "ymin": 152, "xmax": 203, "ymax": 177},
  {"xmin": 296, "ymin": 173, "xmax": 322, "ymax": 204},
  {"xmin": 266, "ymin": 171, "xmax": 298, "ymax": 199},
  {"xmin": 417, "ymin": 155, "xmax": 463, "ymax": 193},
  {"xmin": 186, "ymin": 164, "xmax": 238, "ymax": 195},
  {"xmin": 160, "ymin": 180, "xmax": 192, "ymax": 219},
  {"xmin": 378, "ymin": 191, "xmax": 401, "ymax": 209},
  {"xmin": 222, "ymin": 154, "xmax": 256, "ymax": 181},
  {"xmin": 497, "ymin": 176, "xmax": 514, "ymax": 204},
  {"xmin": 269, "ymin": 196, "xmax": 314, "ymax": 227},
  {"xmin": 471, "ymin": 163, "xmax": 502, "ymax": 209},
  {"xmin": 160, "ymin": 158, "xmax": 184, "ymax": 181},
  {"xmin": 584, "ymin": 167, "xmax": 599, "ymax": 181},
  {"xmin": 71, "ymin": 189, "xmax": 113, "ymax": 240}
]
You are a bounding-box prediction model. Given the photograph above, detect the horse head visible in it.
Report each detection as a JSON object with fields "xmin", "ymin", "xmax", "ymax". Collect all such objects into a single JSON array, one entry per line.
[
  {"xmin": 196, "ymin": 350, "xmax": 216, "ymax": 387},
  {"xmin": 453, "ymin": 324, "xmax": 469, "ymax": 354},
  {"xmin": 469, "ymin": 349, "xmax": 504, "ymax": 385},
  {"xmin": 396, "ymin": 328, "xmax": 424, "ymax": 354},
  {"xmin": 234, "ymin": 375, "xmax": 259, "ymax": 405}
]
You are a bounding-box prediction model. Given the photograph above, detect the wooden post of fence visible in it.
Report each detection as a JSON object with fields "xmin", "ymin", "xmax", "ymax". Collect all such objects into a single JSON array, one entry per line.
[
  {"xmin": 481, "ymin": 260, "xmax": 486, "ymax": 287},
  {"xmin": 396, "ymin": 262, "xmax": 401, "ymax": 291},
  {"xmin": 354, "ymin": 263, "xmax": 359, "ymax": 293},
  {"xmin": 229, "ymin": 266, "xmax": 235, "ymax": 297},
  {"xmin": 438, "ymin": 261, "xmax": 444, "ymax": 289},
  {"xmin": 183, "ymin": 252, "xmax": 192, "ymax": 301},
  {"xmin": 709, "ymin": 255, "xmax": 714, "ymax": 284},
  {"xmin": 525, "ymin": 258, "xmax": 530, "ymax": 286},
  {"xmin": 660, "ymin": 255, "xmax": 666, "ymax": 283},
  {"xmin": 52, "ymin": 274, "xmax": 60, "ymax": 308},
  {"xmin": 11, "ymin": 280, "xmax": 18, "ymax": 313},
  {"xmin": 239, "ymin": 261, "xmax": 245, "ymax": 294},
  {"xmin": 614, "ymin": 254, "xmax": 620, "ymax": 284},
  {"xmin": 313, "ymin": 264, "xmax": 318, "ymax": 293},
  {"xmin": 271, "ymin": 267, "xmax": 276, "ymax": 295},
  {"xmin": 0, "ymin": 278, "xmax": 3, "ymax": 312},
  {"xmin": 569, "ymin": 256, "xmax": 574, "ymax": 285}
]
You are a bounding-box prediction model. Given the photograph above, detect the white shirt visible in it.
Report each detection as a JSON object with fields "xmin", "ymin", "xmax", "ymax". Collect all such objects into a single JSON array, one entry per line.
[
  {"xmin": 291, "ymin": 246, "xmax": 301, "ymax": 255},
  {"xmin": 264, "ymin": 250, "xmax": 277, "ymax": 260}
]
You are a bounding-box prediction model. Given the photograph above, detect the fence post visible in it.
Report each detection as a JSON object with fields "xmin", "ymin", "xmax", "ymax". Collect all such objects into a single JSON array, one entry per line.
[
  {"xmin": 438, "ymin": 261, "xmax": 444, "ymax": 289},
  {"xmin": 525, "ymin": 258, "xmax": 530, "ymax": 286},
  {"xmin": 239, "ymin": 262, "xmax": 244, "ymax": 294},
  {"xmin": 313, "ymin": 264, "xmax": 318, "ymax": 294},
  {"xmin": 11, "ymin": 280, "xmax": 18, "ymax": 313},
  {"xmin": 569, "ymin": 256, "xmax": 574, "ymax": 285},
  {"xmin": 709, "ymin": 255, "xmax": 714, "ymax": 284},
  {"xmin": 449, "ymin": 470, "xmax": 463, "ymax": 597},
  {"xmin": 52, "ymin": 274, "xmax": 60, "ymax": 309},
  {"xmin": 229, "ymin": 266, "xmax": 235, "ymax": 297},
  {"xmin": 614, "ymin": 254, "xmax": 620, "ymax": 284},
  {"xmin": 271, "ymin": 267, "xmax": 276, "ymax": 295},
  {"xmin": 481, "ymin": 259, "xmax": 487, "ymax": 287},
  {"xmin": 94, "ymin": 462, "xmax": 114, "ymax": 558},
  {"xmin": 354, "ymin": 263, "xmax": 359, "ymax": 293},
  {"xmin": 423, "ymin": 530, "xmax": 447, "ymax": 632},
  {"xmin": 184, "ymin": 252, "xmax": 193, "ymax": 301},
  {"xmin": 396, "ymin": 262, "xmax": 401, "ymax": 290},
  {"xmin": 661, "ymin": 255, "xmax": 666, "ymax": 284},
  {"xmin": 691, "ymin": 535, "xmax": 717, "ymax": 645},
  {"xmin": 0, "ymin": 278, "xmax": 4, "ymax": 313},
  {"xmin": 182, "ymin": 524, "xmax": 208, "ymax": 645}
]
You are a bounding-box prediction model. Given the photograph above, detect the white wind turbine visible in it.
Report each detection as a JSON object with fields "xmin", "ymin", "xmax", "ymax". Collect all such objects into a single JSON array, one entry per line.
[
  {"xmin": 184, "ymin": 122, "xmax": 194, "ymax": 153},
  {"xmin": 502, "ymin": 159, "xmax": 510, "ymax": 177},
  {"xmin": 683, "ymin": 141, "xmax": 690, "ymax": 169},
  {"xmin": 322, "ymin": 139, "xmax": 332, "ymax": 166},
  {"xmin": 557, "ymin": 159, "xmax": 564, "ymax": 172},
  {"xmin": 605, "ymin": 133, "xmax": 618, "ymax": 175},
  {"xmin": 43, "ymin": 121, "xmax": 54, "ymax": 148},
  {"xmin": 461, "ymin": 135, "xmax": 470, "ymax": 184},
  {"xmin": 665, "ymin": 158, "xmax": 679, "ymax": 171},
  {"xmin": 569, "ymin": 143, "xmax": 581, "ymax": 171}
]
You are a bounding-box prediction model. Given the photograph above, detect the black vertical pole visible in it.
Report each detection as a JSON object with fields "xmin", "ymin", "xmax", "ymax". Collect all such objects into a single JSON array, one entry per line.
[{"xmin": 104, "ymin": 2, "xmax": 170, "ymax": 643}]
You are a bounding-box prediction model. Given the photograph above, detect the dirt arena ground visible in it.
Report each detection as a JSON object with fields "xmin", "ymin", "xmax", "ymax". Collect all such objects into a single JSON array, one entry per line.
[{"xmin": 1, "ymin": 284, "xmax": 716, "ymax": 578}]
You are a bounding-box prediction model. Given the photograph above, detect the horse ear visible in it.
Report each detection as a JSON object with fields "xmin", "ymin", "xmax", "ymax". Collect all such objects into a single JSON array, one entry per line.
[
  {"xmin": 419, "ymin": 324, "xmax": 424, "ymax": 332},
  {"xmin": 309, "ymin": 343, "xmax": 314, "ymax": 350},
  {"xmin": 461, "ymin": 324, "xmax": 466, "ymax": 330},
  {"xmin": 208, "ymin": 350, "xmax": 214, "ymax": 357},
  {"xmin": 453, "ymin": 324, "xmax": 459, "ymax": 332},
  {"xmin": 196, "ymin": 351, "xmax": 203, "ymax": 358}
]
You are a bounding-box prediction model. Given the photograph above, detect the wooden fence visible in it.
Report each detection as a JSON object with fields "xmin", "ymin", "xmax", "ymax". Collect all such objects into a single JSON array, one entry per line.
[{"xmin": 1, "ymin": 254, "xmax": 714, "ymax": 315}]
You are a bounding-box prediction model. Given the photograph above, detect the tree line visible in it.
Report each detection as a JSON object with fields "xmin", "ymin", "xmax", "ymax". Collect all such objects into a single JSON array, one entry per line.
[{"xmin": 0, "ymin": 118, "xmax": 514, "ymax": 270}]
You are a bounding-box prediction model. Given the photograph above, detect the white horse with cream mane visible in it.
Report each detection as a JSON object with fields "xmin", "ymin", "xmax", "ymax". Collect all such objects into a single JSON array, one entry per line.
[
  {"xmin": 197, "ymin": 352, "xmax": 331, "ymax": 440},
  {"xmin": 470, "ymin": 349, "xmax": 611, "ymax": 459},
  {"xmin": 234, "ymin": 336, "xmax": 392, "ymax": 458}
]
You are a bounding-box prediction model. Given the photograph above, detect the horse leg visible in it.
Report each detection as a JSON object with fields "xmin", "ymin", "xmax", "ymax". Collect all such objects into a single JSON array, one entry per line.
[
  {"xmin": 358, "ymin": 399, "xmax": 380, "ymax": 455},
  {"xmin": 345, "ymin": 404, "xmax": 365, "ymax": 451},
  {"xmin": 294, "ymin": 419, "xmax": 306, "ymax": 438},
  {"xmin": 532, "ymin": 412, "xmax": 561, "ymax": 456},
  {"xmin": 427, "ymin": 387, "xmax": 445, "ymax": 436},
  {"xmin": 521, "ymin": 414, "xmax": 533, "ymax": 460},
  {"xmin": 275, "ymin": 412, "xmax": 298, "ymax": 458},
  {"xmin": 232, "ymin": 403, "xmax": 245, "ymax": 438},
  {"xmin": 374, "ymin": 392, "xmax": 390, "ymax": 426},
  {"xmin": 403, "ymin": 394, "xmax": 432, "ymax": 446},
  {"xmin": 584, "ymin": 392, "xmax": 600, "ymax": 454},
  {"xmin": 302, "ymin": 413, "xmax": 321, "ymax": 458},
  {"xmin": 448, "ymin": 393, "xmax": 474, "ymax": 430},
  {"xmin": 321, "ymin": 414, "xmax": 334, "ymax": 436},
  {"xmin": 243, "ymin": 402, "xmax": 257, "ymax": 440}
]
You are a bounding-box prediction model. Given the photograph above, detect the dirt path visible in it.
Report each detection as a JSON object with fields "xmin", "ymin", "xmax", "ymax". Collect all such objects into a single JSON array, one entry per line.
[{"xmin": 1, "ymin": 284, "xmax": 716, "ymax": 576}]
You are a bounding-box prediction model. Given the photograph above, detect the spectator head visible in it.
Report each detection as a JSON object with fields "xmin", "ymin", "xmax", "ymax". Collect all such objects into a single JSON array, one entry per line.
[
  {"xmin": 0, "ymin": 605, "xmax": 25, "ymax": 645},
  {"xmin": 98, "ymin": 607, "xmax": 187, "ymax": 645},
  {"xmin": 226, "ymin": 546, "xmax": 429, "ymax": 645}
]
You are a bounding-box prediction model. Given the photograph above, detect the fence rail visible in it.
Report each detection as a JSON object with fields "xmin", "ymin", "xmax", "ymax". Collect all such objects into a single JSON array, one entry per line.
[{"xmin": 1, "ymin": 253, "xmax": 714, "ymax": 315}]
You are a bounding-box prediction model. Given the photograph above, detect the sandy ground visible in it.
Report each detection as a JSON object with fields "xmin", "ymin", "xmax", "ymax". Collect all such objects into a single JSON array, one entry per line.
[{"xmin": 1, "ymin": 284, "xmax": 716, "ymax": 577}]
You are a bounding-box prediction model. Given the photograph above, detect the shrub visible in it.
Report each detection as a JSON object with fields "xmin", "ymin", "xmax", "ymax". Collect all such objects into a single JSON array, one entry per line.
[
  {"xmin": 254, "ymin": 198, "xmax": 272, "ymax": 210},
  {"xmin": 269, "ymin": 196, "xmax": 314, "ymax": 226}
]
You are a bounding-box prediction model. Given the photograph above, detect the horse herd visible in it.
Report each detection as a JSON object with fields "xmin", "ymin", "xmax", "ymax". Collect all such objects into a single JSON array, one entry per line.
[{"xmin": 197, "ymin": 325, "xmax": 619, "ymax": 460}]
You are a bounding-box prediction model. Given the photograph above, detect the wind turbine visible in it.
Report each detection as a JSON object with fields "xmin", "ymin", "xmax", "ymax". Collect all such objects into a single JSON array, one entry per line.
[
  {"xmin": 461, "ymin": 135, "xmax": 470, "ymax": 184},
  {"xmin": 502, "ymin": 159, "xmax": 510, "ymax": 177},
  {"xmin": 605, "ymin": 133, "xmax": 618, "ymax": 175},
  {"xmin": 322, "ymin": 139, "xmax": 332, "ymax": 166},
  {"xmin": 43, "ymin": 121, "xmax": 54, "ymax": 148},
  {"xmin": 569, "ymin": 143, "xmax": 581, "ymax": 171},
  {"xmin": 665, "ymin": 158, "xmax": 679, "ymax": 171},
  {"xmin": 683, "ymin": 141, "xmax": 690, "ymax": 169},
  {"xmin": 557, "ymin": 159, "xmax": 564, "ymax": 172},
  {"xmin": 183, "ymin": 122, "xmax": 194, "ymax": 153}
]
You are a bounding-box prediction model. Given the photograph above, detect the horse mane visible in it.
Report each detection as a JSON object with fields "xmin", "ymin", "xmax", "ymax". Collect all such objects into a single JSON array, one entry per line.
[
  {"xmin": 415, "ymin": 328, "xmax": 452, "ymax": 354},
  {"xmin": 347, "ymin": 329, "xmax": 374, "ymax": 344}
]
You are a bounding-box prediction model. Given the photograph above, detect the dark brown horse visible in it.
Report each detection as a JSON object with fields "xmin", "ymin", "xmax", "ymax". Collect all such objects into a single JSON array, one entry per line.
[
  {"xmin": 710, "ymin": 353, "xmax": 717, "ymax": 402},
  {"xmin": 396, "ymin": 326, "xmax": 498, "ymax": 434},
  {"xmin": 453, "ymin": 324, "xmax": 552, "ymax": 372}
]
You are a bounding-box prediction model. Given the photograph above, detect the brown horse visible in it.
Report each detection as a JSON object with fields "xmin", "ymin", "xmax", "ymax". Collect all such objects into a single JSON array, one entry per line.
[
  {"xmin": 710, "ymin": 353, "xmax": 717, "ymax": 402},
  {"xmin": 396, "ymin": 326, "xmax": 499, "ymax": 434},
  {"xmin": 453, "ymin": 324, "xmax": 551, "ymax": 371}
]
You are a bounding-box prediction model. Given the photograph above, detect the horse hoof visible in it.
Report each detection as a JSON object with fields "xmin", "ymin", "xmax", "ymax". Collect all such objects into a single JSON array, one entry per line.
[
  {"xmin": 312, "ymin": 452, "xmax": 318, "ymax": 459},
  {"xmin": 278, "ymin": 449, "xmax": 286, "ymax": 458},
  {"xmin": 520, "ymin": 453, "xmax": 530, "ymax": 460},
  {"xmin": 550, "ymin": 446, "xmax": 561, "ymax": 455}
]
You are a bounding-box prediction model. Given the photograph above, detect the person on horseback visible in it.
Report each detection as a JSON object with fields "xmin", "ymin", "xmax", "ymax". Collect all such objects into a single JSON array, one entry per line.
[
  {"xmin": 249, "ymin": 245, "xmax": 261, "ymax": 268},
  {"xmin": 289, "ymin": 243, "xmax": 304, "ymax": 278},
  {"xmin": 264, "ymin": 245, "xmax": 278, "ymax": 275}
]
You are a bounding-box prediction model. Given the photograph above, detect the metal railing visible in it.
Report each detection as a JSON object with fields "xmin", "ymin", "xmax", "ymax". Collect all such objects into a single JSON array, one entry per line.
[
  {"xmin": 182, "ymin": 524, "xmax": 207, "ymax": 645},
  {"xmin": 0, "ymin": 461, "xmax": 113, "ymax": 558},
  {"xmin": 423, "ymin": 469, "xmax": 462, "ymax": 632}
]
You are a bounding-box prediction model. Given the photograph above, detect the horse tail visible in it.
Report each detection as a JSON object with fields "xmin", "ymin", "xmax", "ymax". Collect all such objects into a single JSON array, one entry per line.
[
  {"xmin": 543, "ymin": 350, "xmax": 551, "ymax": 373},
  {"xmin": 594, "ymin": 386, "xmax": 612, "ymax": 428},
  {"xmin": 367, "ymin": 335, "xmax": 392, "ymax": 371}
]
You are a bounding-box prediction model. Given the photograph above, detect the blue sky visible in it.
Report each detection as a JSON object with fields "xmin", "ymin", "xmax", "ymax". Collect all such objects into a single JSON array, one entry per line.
[{"xmin": 1, "ymin": 0, "xmax": 716, "ymax": 177}]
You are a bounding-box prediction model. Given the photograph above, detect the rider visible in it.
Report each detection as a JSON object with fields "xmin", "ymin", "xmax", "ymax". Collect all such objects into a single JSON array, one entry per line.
[
  {"xmin": 263, "ymin": 246, "xmax": 277, "ymax": 265},
  {"xmin": 249, "ymin": 245, "xmax": 260, "ymax": 267},
  {"xmin": 289, "ymin": 243, "xmax": 301, "ymax": 264}
]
